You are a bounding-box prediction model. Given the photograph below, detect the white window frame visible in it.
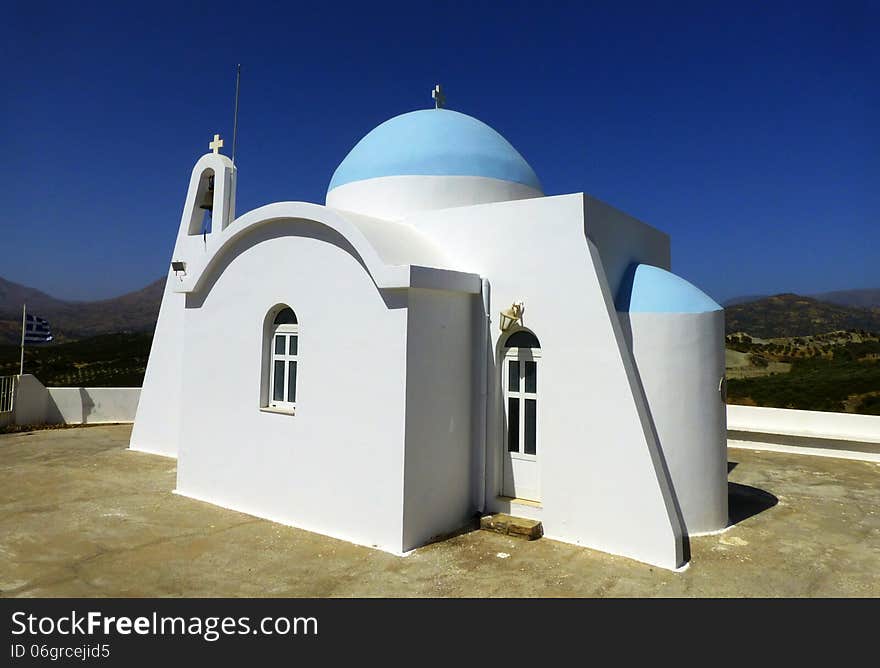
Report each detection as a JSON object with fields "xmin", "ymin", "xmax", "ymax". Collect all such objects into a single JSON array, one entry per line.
[
  {"xmin": 269, "ymin": 322, "xmax": 298, "ymax": 413},
  {"xmin": 502, "ymin": 345, "xmax": 540, "ymax": 461}
]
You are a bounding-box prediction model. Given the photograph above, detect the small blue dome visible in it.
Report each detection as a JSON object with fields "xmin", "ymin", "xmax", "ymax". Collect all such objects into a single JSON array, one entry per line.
[
  {"xmin": 328, "ymin": 109, "xmax": 542, "ymax": 192},
  {"xmin": 616, "ymin": 264, "xmax": 722, "ymax": 313}
]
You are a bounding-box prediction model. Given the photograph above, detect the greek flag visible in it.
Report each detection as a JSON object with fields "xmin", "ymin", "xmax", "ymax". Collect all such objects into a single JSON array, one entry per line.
[{"xmin": 24, "ymin": 313, "xmax": 53, "ymax": 343}]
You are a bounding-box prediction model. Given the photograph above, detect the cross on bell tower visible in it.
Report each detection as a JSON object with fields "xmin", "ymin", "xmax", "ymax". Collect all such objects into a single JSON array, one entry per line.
[
  {"xmin": 209, "ymin": 134, "xmax": 224, "ymax": 154},
  {"xmin": 432, "ymin": 84, "xmax": 445, "ymax": 109}
]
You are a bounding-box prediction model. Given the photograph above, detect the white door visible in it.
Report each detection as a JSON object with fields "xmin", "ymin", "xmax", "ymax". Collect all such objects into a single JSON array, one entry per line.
[{"xmin": 501, "ymin": 335, "xmax": 540, "ymax": 501}]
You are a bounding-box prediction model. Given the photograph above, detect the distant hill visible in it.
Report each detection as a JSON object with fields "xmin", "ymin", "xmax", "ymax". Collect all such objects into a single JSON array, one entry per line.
[
  {"xmin": 810, "ymin": 288, "xmax": 880, "ymax": 310},
  {"xmin": 725, "ymin": 288, "xmax": 880, "ymax": 309},
  {"xmin": 0, "ymin": 276, "xmax": 164, "ymax": 345},
  {"xmin": 725, "ymin": 293, "xmax": 880, "ymax": 338},
  {"xmin": 723, "ymin": 294, "xmax": 769, "ymax": 307}
]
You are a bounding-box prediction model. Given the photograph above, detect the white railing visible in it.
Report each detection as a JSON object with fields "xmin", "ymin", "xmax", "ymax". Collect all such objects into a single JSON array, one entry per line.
[
  {"xmin": 0, "ymin": 375, "xmax": 15, "ymax": 413},
  {"xmin": 727, "ymin": 404, "xmax": 880, "ymax": 462}
]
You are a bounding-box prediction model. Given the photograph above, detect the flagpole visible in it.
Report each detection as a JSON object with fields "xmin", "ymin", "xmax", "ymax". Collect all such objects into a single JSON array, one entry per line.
[{"xmin": 19, "ymin": 304, "xmax": 25, "ymax": 376}]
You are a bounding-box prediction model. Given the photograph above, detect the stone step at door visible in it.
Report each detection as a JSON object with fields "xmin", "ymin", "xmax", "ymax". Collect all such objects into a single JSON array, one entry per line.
[{"xmin": 479, "ymin": 513, "xmax": 543, "ymax": 540}]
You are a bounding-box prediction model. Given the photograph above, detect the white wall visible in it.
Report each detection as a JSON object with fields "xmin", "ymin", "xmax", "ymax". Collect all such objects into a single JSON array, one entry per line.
[
  {"xmin": 728, "ymin": 404, "xmax": 880, "ymax": 461},
  {"xmin": 327, "ymin": 174, "xmax": 543, "ymax": 220},
  {"xmin": 128, "ymin": 273, "xmax": 185, "ymax": 457},
  {"xmin": 136, "ymin": 153, "xmax": 485, "ymax": 554},
  {"xmin": 728, "ymin": 405, "xmax": 880, "ymax": 442},
  {"xmin": 584, "ymin": 196, "xmax": 671, "ymax": 301},
  {"xmin": 621, "ymin": 311, "xmax": 728, "ymax": 534},
  {"xmin": 11, "ymin": 374, "xmax": 48, "ymax": 425},
  {"xmin": 402, "ymin": 288, "xmax": 476, "ymax": 550},
  {"xmin": 46, "ymin": 387, "xmax": 140, "ymax": 424},
  {"xmin": 175, "ymin": 224, "xmax": 411, "ymax": 554},
  {"xmin": 404, "ymin": 193, "xmax": 687, "ymax": 569},
  {"xmin": 4, "ymin": 375, "xmax": 139, "ymax": 426}
]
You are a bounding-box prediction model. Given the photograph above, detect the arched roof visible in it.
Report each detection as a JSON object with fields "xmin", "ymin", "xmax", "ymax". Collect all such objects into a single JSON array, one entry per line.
[{"xmin": 170, "ymin": 202, "xmax": 480, "ymax": 297}]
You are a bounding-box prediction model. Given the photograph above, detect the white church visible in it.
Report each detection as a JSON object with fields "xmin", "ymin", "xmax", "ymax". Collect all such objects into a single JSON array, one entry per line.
[{"xmin": 130, "ymin": 88, "xmax": 728, "ymax": 571}]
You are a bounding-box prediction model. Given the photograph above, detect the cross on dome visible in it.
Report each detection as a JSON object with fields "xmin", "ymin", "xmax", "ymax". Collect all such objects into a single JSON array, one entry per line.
[
  {"xmin": 432, "ymin": 84, "xmax": 445, "ymax": 109},
  {"xmin": 209, "ymin": 134, "xmax": 224, "ymax": 154}
]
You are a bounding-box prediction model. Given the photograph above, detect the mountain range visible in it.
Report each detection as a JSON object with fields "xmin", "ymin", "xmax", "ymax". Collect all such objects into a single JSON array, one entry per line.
[
  {"xmin": 724, "ymin": 293, "xmax": 880, "ymax": 338},
  {"xmin": 0, "ymin": 276, "xmax": 164, "ymax": 345},
  {"xmin": 725, "ymin": 288, "xmax": 880, "ymax": 309},
  {"xmin": 1, "ymin": 275, "xmax": 879, "ymax": 345}
]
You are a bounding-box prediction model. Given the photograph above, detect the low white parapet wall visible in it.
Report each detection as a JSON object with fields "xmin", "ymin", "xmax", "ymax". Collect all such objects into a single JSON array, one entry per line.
[
  {"xmin": 3, "ymin": 375, "xmax": 140, "ymax": 427},
  {"xmin": 727, "ymin": 404, "xmax": 880, "ymax": 462},
  {"xmin": 46, "ymin": 387, "xmax": 141, "ymax": 424}
]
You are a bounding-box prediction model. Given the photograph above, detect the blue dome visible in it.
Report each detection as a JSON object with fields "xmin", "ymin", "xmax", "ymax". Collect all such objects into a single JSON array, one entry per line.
[
  {"xmin": 616, "ymin": 264, "xmax": 722, "ymax": 313},
  {"xmin": 328, "ymin": 109, "xmax": 542, "ymax": 192}
]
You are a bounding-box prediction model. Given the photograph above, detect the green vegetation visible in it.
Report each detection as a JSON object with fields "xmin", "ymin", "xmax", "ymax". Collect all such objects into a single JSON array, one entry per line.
[
  {"xmin": 0, "ymin": 333, "xmax": 152, "ymax": 387},
  {"xmin": 727, "ymin": 339, "xmax": 880, "ymax": 414}
]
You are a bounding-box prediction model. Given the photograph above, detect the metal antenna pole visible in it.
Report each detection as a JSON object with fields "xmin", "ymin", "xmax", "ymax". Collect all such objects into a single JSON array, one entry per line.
[{"xmin": 232, "ymin": 64, "xmax": 241, "ymax": 166}]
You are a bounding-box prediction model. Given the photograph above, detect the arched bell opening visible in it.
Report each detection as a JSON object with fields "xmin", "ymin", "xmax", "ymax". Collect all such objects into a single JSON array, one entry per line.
[{"xmin": 188, "ymin": 168, "xmax": 216, "ymax": 236}]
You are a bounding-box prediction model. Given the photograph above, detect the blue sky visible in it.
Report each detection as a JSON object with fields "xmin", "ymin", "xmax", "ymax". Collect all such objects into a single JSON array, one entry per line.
[{"xmin": 3, "ymin": 1, "xmax": 877, "ymax": 302}]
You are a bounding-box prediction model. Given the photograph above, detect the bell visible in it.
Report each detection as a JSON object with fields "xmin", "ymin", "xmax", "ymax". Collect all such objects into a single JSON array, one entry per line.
[{"xmin": 198, "ymin": 175, "xmax": 215, "ymax": 211}]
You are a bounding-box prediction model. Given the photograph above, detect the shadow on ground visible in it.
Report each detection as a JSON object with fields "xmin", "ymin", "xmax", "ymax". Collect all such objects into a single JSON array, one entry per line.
[{"xmin": 728, "ymin": 478, "xmax": 779, "ymax": 526}]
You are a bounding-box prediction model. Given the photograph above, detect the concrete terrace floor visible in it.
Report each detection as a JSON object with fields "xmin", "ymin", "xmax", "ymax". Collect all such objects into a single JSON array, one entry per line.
[{"xmin": 1, "ymin": 425, "xmax": 878, "ymax": 598}]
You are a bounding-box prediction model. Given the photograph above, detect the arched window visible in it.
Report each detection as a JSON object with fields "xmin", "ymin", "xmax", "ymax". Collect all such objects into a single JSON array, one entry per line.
[{"xmin": 268, "ymin": 307, "xmax": 298, "ymax": 411}]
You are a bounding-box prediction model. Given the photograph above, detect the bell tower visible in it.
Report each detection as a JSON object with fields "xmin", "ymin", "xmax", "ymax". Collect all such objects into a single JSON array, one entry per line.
[
  {"xmin": 130, "ymin": 136, "xmax": 237, "ymax": 458},
  {"xmin": 181, "ymin": 135, "xmax": 237, "ymax": 239}
]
